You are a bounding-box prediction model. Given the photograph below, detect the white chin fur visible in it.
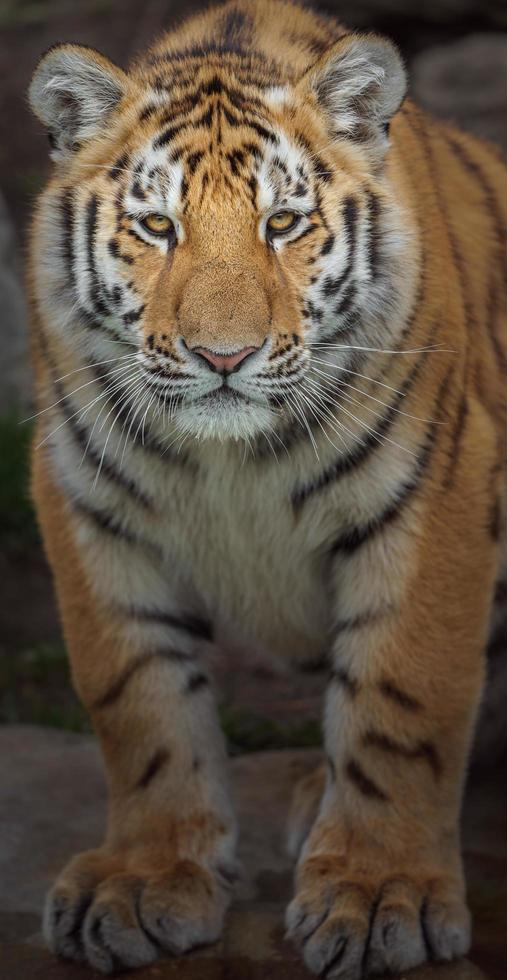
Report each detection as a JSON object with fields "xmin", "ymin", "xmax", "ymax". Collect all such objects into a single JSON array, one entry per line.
[{"xmin": 174, "ymin": 391, "xmax": 275, "ymax": 442}]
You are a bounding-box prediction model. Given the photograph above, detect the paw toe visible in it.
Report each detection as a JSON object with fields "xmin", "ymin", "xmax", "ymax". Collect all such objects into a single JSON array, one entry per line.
[
  {"xmin": 82, "ymin": 874, "xmax": 157, "ymax": 974},
  {"xmin": 140, "ymin": 861, "xmax": 224, "ymax": 955},
  {"xmin": 285, "ymin": 897, "xmax": 329, "ymax": 945},
  {"xmin": 304, "ymin": 915, "xmax": 366, "ymax": 979},
  {"xmin": 424, "ymin": 899, "xmax": 471, "ymax": 961},
  {"xmin": 43, "ymin": 886, "xmax": 89, "ymax": 962},
  {"xmin": 366, "ymin": 878, "xmax": 426, "ymax": 975}
]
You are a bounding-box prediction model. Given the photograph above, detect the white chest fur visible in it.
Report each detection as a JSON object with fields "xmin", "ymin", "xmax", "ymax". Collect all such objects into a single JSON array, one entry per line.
[{"xmin": 157, "ymin": 443, "xmax": 332, "ymax": 667}]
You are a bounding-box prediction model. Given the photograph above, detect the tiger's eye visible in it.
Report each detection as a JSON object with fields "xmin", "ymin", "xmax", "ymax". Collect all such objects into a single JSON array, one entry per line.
[
  {"xmin": 267, "ymin": 210, "xmax": 299, "ymax": 234},
  {"xmin": 140, "ymin": 213, "xmax": 174, "ymax": 236}
]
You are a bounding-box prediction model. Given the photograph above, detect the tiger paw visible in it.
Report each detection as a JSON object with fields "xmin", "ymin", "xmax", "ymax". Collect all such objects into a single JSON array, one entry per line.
[
  {"xmin": 286, "ymin": 854, "xmax": 471, "ymax": 978},
  {"xmin": 43, "ymin": 847, "xmax": 235, "ymax": 973}
]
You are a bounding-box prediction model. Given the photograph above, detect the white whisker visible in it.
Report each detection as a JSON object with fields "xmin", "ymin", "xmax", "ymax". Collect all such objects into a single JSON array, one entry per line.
[
  {"xmin": 311, "ymin": 367, "xmax": 444, "ymax": 425},
  {"xmin": 304, "ymin": 377, "xmax": 418, "ymax": 460}
]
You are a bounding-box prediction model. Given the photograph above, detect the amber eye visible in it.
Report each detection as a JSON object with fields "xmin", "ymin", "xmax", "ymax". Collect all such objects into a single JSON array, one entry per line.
[
  {"xmin": 140, "ymin": 213, "xmax": 174, "ymax": 237},
  {"xmin": 267, "ymin": 210, "xmax": 300, "ymax": 235}
]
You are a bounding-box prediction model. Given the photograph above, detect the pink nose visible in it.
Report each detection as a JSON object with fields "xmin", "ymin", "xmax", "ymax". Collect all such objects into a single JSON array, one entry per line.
[{"xmin": 192, "ymin": 346, "xmax": 258, "ymax": 374}]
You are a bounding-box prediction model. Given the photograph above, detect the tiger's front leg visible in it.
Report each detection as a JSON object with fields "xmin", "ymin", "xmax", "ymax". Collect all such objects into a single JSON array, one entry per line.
[
  {"xmin": 34, "ymin": 455, "xmax": 237, "ymax": 974},
  {"xmin": 287, "ymin": 430, "xmax": 501, "ymax": 977}
]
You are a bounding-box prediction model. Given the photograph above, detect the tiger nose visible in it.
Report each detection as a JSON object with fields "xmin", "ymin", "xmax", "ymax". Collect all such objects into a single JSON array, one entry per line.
[{"xmin": 192, "ymin": 345, "xmax": 259, "ymax": 374}]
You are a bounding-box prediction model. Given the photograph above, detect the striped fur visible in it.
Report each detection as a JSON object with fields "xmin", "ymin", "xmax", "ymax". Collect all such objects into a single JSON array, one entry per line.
[{"xmin": 27, "ymin": 1, "xmax": 507, "ymax": 976}]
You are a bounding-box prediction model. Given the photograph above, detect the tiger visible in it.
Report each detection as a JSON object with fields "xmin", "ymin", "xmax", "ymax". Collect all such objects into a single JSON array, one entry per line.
[{"xmin": 27, "ymin": 0, "xmax": 507, "ymax": 975}]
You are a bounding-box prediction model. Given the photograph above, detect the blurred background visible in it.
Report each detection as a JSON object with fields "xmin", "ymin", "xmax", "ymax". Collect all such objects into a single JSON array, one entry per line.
[{"xmin": 1, "ymin": 0, "xmax": 506, "ymax": 749}]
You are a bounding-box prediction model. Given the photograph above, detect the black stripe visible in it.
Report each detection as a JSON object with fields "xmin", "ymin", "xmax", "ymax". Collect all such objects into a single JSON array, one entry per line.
[
  {"xmin": 291, "ymin": 390, "xmax": 403, "ymax": 506},
  {"xmin": 153, "ymin": 121, "xmax": 186, "ymax": 149},
  {"xmin": 442, "ymin": 132, "xmax": 507, "ymax": 280},
  {"xmin": 488, "ymin": 495, "xmax": 502, "ymax": 542},
  {"xmin": 330, "ymin": 396, "xmax": 444, "ymax": 557},
  {"xmin": 365, "ymin": 189, "xmax": 382, "ymax": 281},
  {"xmin": 88, "ymin": 362, "xmax": 195, "ymax": 466},
  {"xmin": 328, "ymin": 422, "xmax": 436, "ymax": 558},
  {"xmin": 320, "ymin": 233, "xmax": 335, "ymax": 257},
  {"xmin": 220, "ymin": 7, "xmax": 252, "ymax": 47},
  {"xmin": 293, "ymin": 329, "xmax": 441, "ymax": 510},
  {"xmin": 409, "ymin": 112, "xmax": 476, "ymax": 490},
  {"xmin": 442, "ymin": 393, "xmax": 468, "ymax": 489},
  {"xmin": 85, "ymin": 194, "xmax": 109, "ymax": 318},
  {"xmin": 330, "ymin": 668, "xmax": 359, "ymax": 697},
  {"xmin": 94, "ymin": 649, "xmax": 195, "ymax": 710},
  {"xmin": 187, "ymin": 150, "xmax": 204, "ymax": 175},
  {"xmin": 333, "ymin": 608, "xmax": 389, "ymax": 636},
  {"xmin": 442, "ymin": 133, "xmax": 507, "ymax": 373},
  {"xmin": 345, "ymin": 759, "xmax": 388, "ymax": 801},
  {"xmin": 109, "ymin": 152, "xmax": 129, "ymax": 180},
  {"xmin": 494, "ymin": 579, "xmax": 507, "ymax": 605},
  {"xmin": 156, "ymin": 91, "xmax": 202, "ymax": 124},
  {"xmin": 363, "ymin": 730, "xmax": 441, "ymax": 778},
  {"xmin": 59, "ymin": 189, "xmax": 76, "ymax": 292},
  {"xmin": 139, "ymin": 103, "xmax": 159, "ymax": 122},
  {"xmin": 127, "ymin": 607, "xmax": 213, "ymax": 642},
  {"xmin": 186, "ymin": 673, "xmax": 210, "ymax": 693},
  {"xmin": 49, "ymin": 375, "xmax": 153, "ymax": 510},
  {"xmin": 321, "ymin": 197, "xmax": 358, "ymax": 298},
  {"xmin": 334, "ymin": 282, "xmax": 356, "ymax": 317},
  {"xmin": 295, "ymin": 223, "xmax": 318, "ymax": 244},
  {"xmin": 223, "ymin": 106, "xmax": 277, "ymax": 143},
  {"xmin": 70, "ymin": 498, "xmax": 162, "ymax": 558},
  {"xmin": 136, "ymin": 748, "xmax": 170, "ymax": 789},
  {"xmin": 486, "ymin": 279, "xmax": 507, "ymax": 373},
  {"xmin": 378, "ymin": 678, "xmax": 422, "ymax": 712},
  {"xmin": 108, "ymin": 238, "xmax": 134, "ymax": 266},
  {"xmin": 123, "ymin": 305, "xmax": 145, "ymax": 326}
]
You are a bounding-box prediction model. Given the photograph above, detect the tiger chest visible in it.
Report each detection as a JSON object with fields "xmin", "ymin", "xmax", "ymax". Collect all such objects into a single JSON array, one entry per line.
[{"xmin": 157, "ymin": 452, "xmax": 334, "ymax": 666}]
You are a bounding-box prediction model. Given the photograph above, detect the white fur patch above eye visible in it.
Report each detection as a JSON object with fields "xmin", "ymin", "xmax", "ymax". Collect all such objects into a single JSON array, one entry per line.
[
  {"xmin": 264, "ymin": 85, "xmax": 291, "ymax": 108},
  {"xmin": 122, "ymin": 152, "xmax": 186, "ymax": 245},
  {"xmin": 256, "ymin": 163, "xmax": 276, "ymax": 214},
  {"xmin": 165, "ymin": 160, "xmax": 185, "ymax": 216},
  {"xmin": 256, "ymin": 131, "xmax": 309, "ymax": 217}
]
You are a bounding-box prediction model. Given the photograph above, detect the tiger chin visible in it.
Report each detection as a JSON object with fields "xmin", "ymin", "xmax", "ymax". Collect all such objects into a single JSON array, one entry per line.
[{"xmin": 27, "ymin": 0, "xmax": 506, "ymax": 976}]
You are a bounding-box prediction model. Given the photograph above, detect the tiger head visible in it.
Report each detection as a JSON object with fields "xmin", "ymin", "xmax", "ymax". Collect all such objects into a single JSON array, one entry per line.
[{"xmin": 29, "ymin": 18, "xmax": 409, "ymax": 443}]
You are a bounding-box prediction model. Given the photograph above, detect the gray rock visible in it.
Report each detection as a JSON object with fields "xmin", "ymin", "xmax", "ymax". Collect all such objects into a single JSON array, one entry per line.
[
  {"xmin": 0, "ymin": 192, "xmax": 30, "ymax": 414},
  {"xmin": 411, "ymin": 33, "xmax": 507, "ymax": 150}
]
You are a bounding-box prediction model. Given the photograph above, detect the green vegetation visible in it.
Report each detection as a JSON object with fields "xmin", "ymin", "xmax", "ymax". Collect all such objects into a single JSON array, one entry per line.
[
  {"xmin": 0, "ymin": 414, "xmax": 38, "ymax": 548},
  {"xmin": 0, "ymin": 639, "xmax": 322, "ymax": 750},
  {"xmin": 0, "ymin": 642, "xmax": 90, "ymax": 732},
  {"xmin": 15, "ymin": 168, "xmax": 46, "ymax": 200},
  {"xmin": 220, "ymin": 705, "xmax": 321, "ymax": 755}
]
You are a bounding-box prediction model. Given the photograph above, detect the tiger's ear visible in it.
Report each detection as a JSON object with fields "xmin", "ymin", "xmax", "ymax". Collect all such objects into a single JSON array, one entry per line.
[
  {"xmin": 29, "ymin": 43, "xmax": 130, "ymax": 161},
  {"xmin": 298, "ymin": 33, "xmax": 407, "ymax": 161}
]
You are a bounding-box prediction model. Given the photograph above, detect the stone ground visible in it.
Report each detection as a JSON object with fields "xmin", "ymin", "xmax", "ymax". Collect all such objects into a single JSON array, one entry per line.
[{"xmin": 1, "ymin": 727, "xmax": 506, "ymax": 979}]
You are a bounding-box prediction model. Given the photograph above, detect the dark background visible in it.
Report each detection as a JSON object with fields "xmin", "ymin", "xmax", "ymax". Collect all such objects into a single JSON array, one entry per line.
[{"xmin": 0, "ymin": 0, "xmax": 506, "ymax": 746}]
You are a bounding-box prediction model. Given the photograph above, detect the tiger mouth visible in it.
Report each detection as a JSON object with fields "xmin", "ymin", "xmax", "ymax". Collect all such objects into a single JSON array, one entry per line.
[{"xmin": 200, "ymin": 386, "xmax": 249, "ymax": 405}]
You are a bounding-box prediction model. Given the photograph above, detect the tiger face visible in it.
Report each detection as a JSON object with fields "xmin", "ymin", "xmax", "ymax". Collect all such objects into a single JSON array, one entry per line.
[{"xmin": 30, "ymin": 28, "xmax": 409, "ymax": 442}]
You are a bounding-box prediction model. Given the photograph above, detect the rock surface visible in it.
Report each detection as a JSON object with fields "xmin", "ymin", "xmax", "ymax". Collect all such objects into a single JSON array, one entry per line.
[{"xmin": 1, "ymin": 726, "xmax": 506, "ymax": 979}]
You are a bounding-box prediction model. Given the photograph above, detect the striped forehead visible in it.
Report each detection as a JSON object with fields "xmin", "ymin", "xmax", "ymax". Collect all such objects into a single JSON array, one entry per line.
[
  {"xmin": 122, "ymin": 109, "xmax": 312, "ymax": 217},
  {"xmin": 257, "ymin": 130, "xmax": 311, "ymax": 211},
  {"xmin": 122, "ymin": 143, "xmax": 185, "ymax": 216}
]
